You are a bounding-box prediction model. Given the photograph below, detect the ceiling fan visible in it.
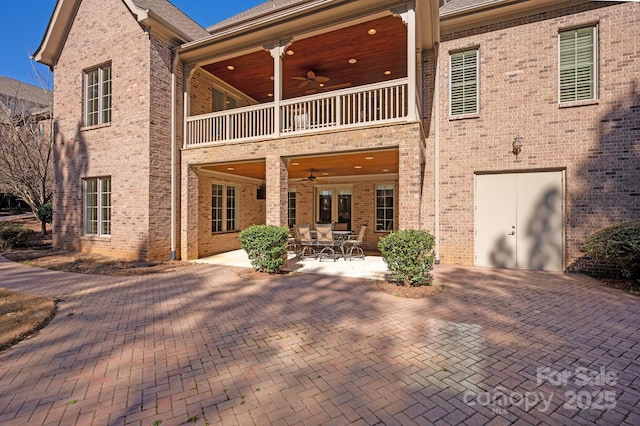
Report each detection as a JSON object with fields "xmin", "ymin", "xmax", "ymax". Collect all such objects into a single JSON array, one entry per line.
[
  {"xmin": 292, "ymin": 71, "xmax": 330, "ymax": 90},
  {"xmin": 300, "ymin": 169, "xmax": 323, "ymax": 182}
]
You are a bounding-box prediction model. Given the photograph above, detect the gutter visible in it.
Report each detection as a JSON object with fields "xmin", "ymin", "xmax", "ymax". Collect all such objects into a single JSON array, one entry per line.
[
  {"xmin": 434, "ymin": 42, "xmax": 440, "ymax": 264},
  {"xmin": 170, "ymin": 48, "xmax": 179, "ymax": 260}
]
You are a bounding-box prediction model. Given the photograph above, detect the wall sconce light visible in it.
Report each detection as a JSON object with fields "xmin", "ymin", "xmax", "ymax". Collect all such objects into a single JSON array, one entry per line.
[{"xmin": 512, "ymin": 136, "xmax": 523, "ymax": 156}]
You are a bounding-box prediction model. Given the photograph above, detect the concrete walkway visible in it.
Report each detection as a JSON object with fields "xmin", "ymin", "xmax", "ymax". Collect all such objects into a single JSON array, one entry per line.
[
  {"xmin": 0, "ymin": 256, "xmax": 638, "ymax": 425},
  {"xmin": 195, "ymin": 249, "xmax": 389, "ymax": 280}
]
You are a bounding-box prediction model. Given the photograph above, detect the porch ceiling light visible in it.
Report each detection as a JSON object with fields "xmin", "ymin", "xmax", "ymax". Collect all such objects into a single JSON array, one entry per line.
[
  {"xmin": 227, "ymin": 167, "xmax": 235, "ymax": 171},
  {"xmin": 292, "ymin": 162, "xmax": 300, "ymax": 166},
  {"xmin": 382, "ymin": 169, "xmax": 389, "ymax": 172},
  {"xmin": 226, "ymin": 65, "xmax": 235, "ymax": 70},
  {"xmin": 365, "ymin": 156, "xmax": 374, "ymax": 160},
  {"xmin": 268, "ymin": 93, "xmax": 273, "ymax": 97},
  {"xmin": 286, "ymin": 50, "xmax": 294, "ymax": 56},
  {"xmin": 368, "ymin": 29, "xmax": 377, "ymax": 35},
  {"xmin": 354, "ymin": 166, "xmax": 363, "ymax": 169},
  {"xmin": 384, "ymin": 70, "xmax": 391, "ymax": 75},
  {"xmin": 512, "ymin": 136, "xmax": 523, "ymax": 156},
  {"xmin": 348, "ymin": 58, "xmax": 357, "ymax": 64}
]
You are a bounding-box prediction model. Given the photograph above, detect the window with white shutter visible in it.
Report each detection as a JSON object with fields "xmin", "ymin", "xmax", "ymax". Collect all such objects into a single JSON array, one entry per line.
[
  {"xmin": 559, "ymin": 26, "xmax": 597, "ymax": 103},
  {"xmin": 449, "ymin": 49, "xmax": 478, "ymax": 116}
]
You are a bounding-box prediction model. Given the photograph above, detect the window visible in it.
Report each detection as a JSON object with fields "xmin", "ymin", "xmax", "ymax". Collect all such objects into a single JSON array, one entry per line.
[
  {"xmin": 288, "ymin": 189, "xmax": 296, "ymax": 228},
  {"xmin": 450, "ymin": 49, "xmax": 478, "ymax": 116},
  {"xmin": 84, "ymin": 177, "xmax": 111, "ymax": 236},
  {"xmin": 212, "ymin": 183, "xmax": 238, "ymax": 233},
  {"xmin": 375, "ymin": 184, "xmax": 394, "ymax": 232},
  {"xmin": 84, "ymin": 64, "xmax": 112, "ymax": 126},
  {"xmin": 212, "ymin": 88, "xmax": 238, "ymax": 112},
  {"xmin": 559, "ymin": 26, "xmax": 597, "ymax": 103}
]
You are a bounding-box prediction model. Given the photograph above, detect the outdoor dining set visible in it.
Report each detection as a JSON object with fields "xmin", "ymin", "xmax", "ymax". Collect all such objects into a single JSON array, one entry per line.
[{"xmin": 288, "ymin": 223, "xmax": 367, "ymax": 261}]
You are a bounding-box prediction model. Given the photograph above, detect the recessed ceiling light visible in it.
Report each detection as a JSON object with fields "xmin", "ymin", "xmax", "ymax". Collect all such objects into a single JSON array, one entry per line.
[
  {"xmin": 348, "ymin": 58, "xmax": 357, "ymax": 64},
  {"xmin": 365, "ymin": 156, "xmax": 374, "ymax": 160},
  {"xmin": 382, "ymin": 169, "xmax": 389, "ymax": 172},
  {"xmin": 227, "ymin": 167, "xmax": 235, "ymax": 171},
  {"xmin": 384, "ymin": 70, "xmax": 391, "ymax": 75},
  {"xmin": 268, "ymin": 93, "xmax": 273, "ymax": 97},
  {"xmin": 354, "ymin": 165, "xmax": 363, "ymax": 169},
  {"xmin": 323, "ymin": 173, "xmax": 329, "ymax": 176},
  {"xmin": 286, "ymin": 50, "xmax": 294, "ymax": 56},
  {"xmin": 227, "ymin": 65, "xmax": 235, "ymax": 70},
  {"xmin": 292, "ymin": 162, "xmax": 300, "ymax": 166},
  {"xmin": 368, "ymin": 29, "xmax": 377, "ymax": 35}
]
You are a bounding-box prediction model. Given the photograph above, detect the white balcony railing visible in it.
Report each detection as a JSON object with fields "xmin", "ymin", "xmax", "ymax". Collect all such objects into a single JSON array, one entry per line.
[{"xmin": 185, "ymin": 78, "xmax": 408, "ymax": 147}]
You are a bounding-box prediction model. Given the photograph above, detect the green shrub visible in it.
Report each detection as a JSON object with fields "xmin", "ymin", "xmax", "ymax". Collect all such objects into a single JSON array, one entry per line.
[
  {"xmin": 583, "ymin": 221, "xmax": 640, "ymax": 279},
  {"xmin": 239, "ymin": 225, "xmax": 290, "ymax": 273},
  {"xmin": 0, "ymin": 223, "xmax": 37, "ymax": 249},
  {"xmin": 378, "ymin": 229, "xmax": 435, "ymax": 286},
  {"xmin": 36, "ymin": 202, "xmax": 53, "ymax": 225}
]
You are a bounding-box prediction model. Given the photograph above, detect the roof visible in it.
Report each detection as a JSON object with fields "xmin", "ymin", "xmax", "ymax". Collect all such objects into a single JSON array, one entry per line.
[
  {"xmin": 207, "ymin": 0, "xmax": 308, "ymax": 32},
  {"xmin": 440, "ymin": 0, "xmax": 511, "ymax": 17},
  {"xmin": 34, "ymin": 0, "xmax": 209, "ymax": 67},
  {"xmin": 0, "ymin": 77, "xmax": 51, "ymax": 107},
  {"xmin": 129, "ymin": 0, "xmax": 209, "ymax": 40},
  {"xmin": 0, "ymin": 77, "xmax": 51, "ymax": 123}
]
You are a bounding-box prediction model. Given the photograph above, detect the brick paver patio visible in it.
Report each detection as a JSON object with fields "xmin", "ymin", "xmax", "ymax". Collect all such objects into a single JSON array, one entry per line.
[{"xmin": 0, "ymin": 256, "xmax": 638, "ymax": 425}]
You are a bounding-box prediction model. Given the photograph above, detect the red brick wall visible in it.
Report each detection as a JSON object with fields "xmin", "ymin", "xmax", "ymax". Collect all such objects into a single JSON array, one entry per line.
[
  {"xmin": 434, "ymin": 1, "xmax": 640, "ymax": 267},
  {"xmin": 52, "ymin": 0, "xmax": 176, "ymax": 260}
]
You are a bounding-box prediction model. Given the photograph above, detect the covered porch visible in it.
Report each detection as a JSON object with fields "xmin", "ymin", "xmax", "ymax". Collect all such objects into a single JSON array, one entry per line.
[{"xmin": 183, "ymin": 146, "xmax": 414, "ymax": 260}]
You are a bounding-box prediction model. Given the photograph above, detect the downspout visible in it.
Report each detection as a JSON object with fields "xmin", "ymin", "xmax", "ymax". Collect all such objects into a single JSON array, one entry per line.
[
  {"xmin": 170, "ymin": 48, "xmax": 179, "ymax": 260},
  {"xmin": 434, "ymin": 42, "xmax": 441, "ymax": 263}
]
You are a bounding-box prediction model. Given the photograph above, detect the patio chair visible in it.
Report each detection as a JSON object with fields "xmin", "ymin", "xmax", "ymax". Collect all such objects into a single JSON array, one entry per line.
[
  {"xmin": 297, "ymin": 224, "xmax": 316, "ymax": 258},
  {"xmin": 315, "ymin": 223, "xmax": 339, "ymax": 262},
  {"xmin": 287, "ymin": 227, "xmax": 300, "ymax": 255},
  {"xmin": 334, "ymin": 222, "xmax": 349, "ymax": 231},
  {"xmin": 343, "ymin": 224, "xmax": 367, "ymax": 260}
]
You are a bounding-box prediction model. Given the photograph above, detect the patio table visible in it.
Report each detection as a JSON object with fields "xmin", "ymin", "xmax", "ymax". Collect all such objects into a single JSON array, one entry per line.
[{"xmin": 332, "ymin": 230, "xmax": 353, "ymax": 258}]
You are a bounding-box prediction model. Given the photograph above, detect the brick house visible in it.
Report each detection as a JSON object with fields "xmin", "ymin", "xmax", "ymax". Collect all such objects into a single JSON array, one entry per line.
[{"xmin": 34, "ymin": 0, "xmax": 639, "ymax": 271}]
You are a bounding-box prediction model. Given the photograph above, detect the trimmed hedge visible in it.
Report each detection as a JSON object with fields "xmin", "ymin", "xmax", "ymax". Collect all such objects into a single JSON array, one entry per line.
[
  {"xmin": 0, "ymin": 223, "xmax": 37, "ymax": 249},
  {"xmin": 378, "ymin": 229, "xmax": 435, "ymax": 286},
  {"xmin": 583, "ymin": 221, "xmax": 640, "ymax": 279},
  {"xmin": 239, "ymin": 225, "xmax": 289, "ymax": 273}
]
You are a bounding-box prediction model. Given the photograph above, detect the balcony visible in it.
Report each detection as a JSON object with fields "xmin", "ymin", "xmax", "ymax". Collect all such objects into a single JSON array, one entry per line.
[{"xmin": 185, "ymin": 78, "xmax": 408, "ymax": 147}]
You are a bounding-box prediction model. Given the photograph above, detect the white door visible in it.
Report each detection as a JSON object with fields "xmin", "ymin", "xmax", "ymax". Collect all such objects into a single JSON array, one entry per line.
[{"xmin": 475, "ymin": 171, "xmax": 564, "ymax": 271}]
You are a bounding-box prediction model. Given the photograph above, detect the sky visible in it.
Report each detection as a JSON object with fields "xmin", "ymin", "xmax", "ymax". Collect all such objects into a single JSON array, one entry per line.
[{"xmin": 0, "ymin": 0, "xmax": 265, "ymax": 88}]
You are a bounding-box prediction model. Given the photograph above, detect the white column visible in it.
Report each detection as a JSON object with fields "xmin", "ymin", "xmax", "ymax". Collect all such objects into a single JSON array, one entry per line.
[
  {"xmin": 267, "ymin": 40, "xmax": 290, "ymax": 138},
  {"xmin": 396, "ymin": 2, "xmax": 417, "ymax": 121}
]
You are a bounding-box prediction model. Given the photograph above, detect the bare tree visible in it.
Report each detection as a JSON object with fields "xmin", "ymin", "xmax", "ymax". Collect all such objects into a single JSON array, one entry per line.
[{"xmin": 0, "ymin": 71, "xmax": 53, "ymax": 235}]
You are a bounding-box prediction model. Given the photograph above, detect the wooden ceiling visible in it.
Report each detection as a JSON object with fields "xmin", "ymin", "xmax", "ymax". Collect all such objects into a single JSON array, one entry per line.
[
  {"xmin": 201, "ymin": 15, "xmax": 407, "ymax": 103},
  {"xmin": 201, "ymin": 149, "xmax": 399, "ymax": 181}
]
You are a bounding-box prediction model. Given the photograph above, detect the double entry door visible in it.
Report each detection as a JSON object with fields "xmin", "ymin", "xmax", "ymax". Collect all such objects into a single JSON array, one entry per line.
[
  {"xmin": 474, "ymin": 171, "xmax": 565, "ymax": 271},
  {"xmin": 315, "ymin": 185, "xmax": 352, "ymax": 230}
]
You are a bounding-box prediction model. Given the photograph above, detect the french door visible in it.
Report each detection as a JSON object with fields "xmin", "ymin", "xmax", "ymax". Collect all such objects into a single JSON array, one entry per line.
[{"xmin": 315, "ymin": 185, "xmax": 353, "ymax": 230}]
